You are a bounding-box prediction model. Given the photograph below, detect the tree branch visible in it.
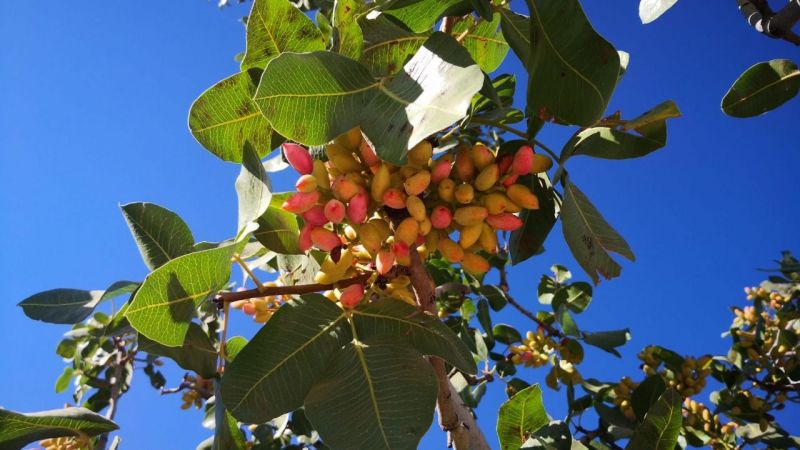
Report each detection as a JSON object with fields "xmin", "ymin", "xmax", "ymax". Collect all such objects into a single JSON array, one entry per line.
[
  {"xmin": 498, "ymin": 262, "xmax": 562, "ymax": 337},
  {"xmin": 96, "ymin": 338, "xmax": 126, "ymax": 450},
  {"xmin": 214, "ymin": 273, "xmax": 372, "ymax": 304},
  {"xmin": 409, "ymin": 250, "xmax": 491, "ymax": 450}
]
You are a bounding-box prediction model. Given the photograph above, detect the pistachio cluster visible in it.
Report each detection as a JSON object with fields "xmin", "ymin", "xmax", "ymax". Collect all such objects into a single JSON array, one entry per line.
[
  {"xmin": 230, "ymin": 283, "xmax": 286, "ymax": 323},
  {"xmin": 638, "ymin": 348, "xmax": 711, "ymax": 397},
  {"xmin": 509, "ymin": 330, "xmax": 557, "ymax": 368},
  {"xmin": 179, "ymin": 375, "xmax": 212, "ymax": 410},
  {"xmin": 612, "ymin": 376, "xmax": 639, "ymax": 421},
  {"xmin": 683, "ymin": 398, "xmax": 737, "ymax": 445},
  {"xmin": 277, "ymin": 127, "xmax": 548, "ymax": 309},
  {"xmin": 38, "ymin": 435, "xmax": 90, "ymax": 450}
]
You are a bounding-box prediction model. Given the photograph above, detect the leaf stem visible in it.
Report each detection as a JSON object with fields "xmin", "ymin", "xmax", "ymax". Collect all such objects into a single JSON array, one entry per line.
[
  {"xmin": 469, "ymin": 117, "xmax": 560, "ymax": 161},
  {"xmin": 232, "ymin": 253, "xmax": 266, "ymax": 292}
]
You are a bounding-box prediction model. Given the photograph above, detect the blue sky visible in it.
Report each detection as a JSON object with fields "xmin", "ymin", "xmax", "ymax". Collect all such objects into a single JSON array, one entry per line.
[{"xmin": 1, "ymin": 1, "xmax": 798, "ymax": 449}]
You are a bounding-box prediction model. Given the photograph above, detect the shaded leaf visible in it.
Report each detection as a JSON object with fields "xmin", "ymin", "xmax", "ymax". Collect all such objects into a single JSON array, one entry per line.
[
  {"xmin": 479, "ymin": 285, "xmax": 509, "ymax": 311},
  {"xmin": 221, "ymin": 295, "xmax": 351, "ymax": 424},
  {"xmin": 188, "ymin": 70, "xmax": 277, "ymax": 163},
  {"xmin": 497, "ymin": 384, "xmax": 549, "ymax": 450},
  {"xmin": 626, "ymin": 389, "xmax": 682, "ymax": 450},
  {"xmin": 305, "ymin": 337, "xmax": 437, "ymax": 450},
  {"xmin": 121, "ymin": 202, "xmax": 194, "ymax": 271},
  {"xmin": 253, "ymin": 193, "xmax": 302, "ymax": 254},
  {"xmin": 55, "ymin": 367, "xmax": 74, "ymax": 394},
  {"xmin": 510, "ymin": 171, "xmax": 560, "ymax": 265},
  {"xmin": 582, "ymin": 329, "xmax": 630, "ymax": 357},
  {"xmin": 493, "ymin": 323, "xmax": 522, "ymax": 344},
  {"xmin": 362, "ymin": 32, "xmax": 483, "ymax": 164},
  {"xmin": 630, "ymin": 375, "xmax": 666, "ymax": 422},
  {"xmin": 241, "ymin": 0, "xmax": 326, "ymax": 70},
  {"xmin": 225, "ymin": 336, "xmax": 248, "ymax": 362},
  {"xmin": 525, "ymin": 0, "xmax": 620, "ymax": 126},
  {"xmin": 561, "ymin": 180, "xmax": 634, "ymax": 284},
  {"xmin": 352, "ymin": 297, "xmax": 476, "ymax": 374},
  {"xmin": 213, "ymin": 381, "xmax": 247, "ymax": 450},
  {"xmin": 0, "ymin": 407, "xmax": 118, "ymax": 450},
  {"xmin": 254, "ymin": 51, "xmax": 376, "ymax": 146},
  {"xmin": 721, "ymin": 59, "xmax": 800, "ymax": 118},
  {"xmin": 125, "ymin": 244, "xmax": 239, "ymax": 347},
  {"xmin": 359, "ymin": 15, "xmax": 429, "ymax": 77},
  {"xmin": 18, "ymin": 281, "xmax": 137, "ymax": 325},
  {"xmin": 498, "ymin": 9, "xmax": 530, "ymax": 65},
  {"xmin": 235, "ymin": 144, "xmax": 272, "ymax": 240},
  {"xmin": 138, "ymin": 322, "xmax": 218, "ymax": 378}
]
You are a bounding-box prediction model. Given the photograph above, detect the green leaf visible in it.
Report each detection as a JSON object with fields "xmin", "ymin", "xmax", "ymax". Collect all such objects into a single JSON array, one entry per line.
[
  {"xmin": 561, "ymin": 180, "xmax": 634, "ymax": 284},
  {"xmin": 562, "ymin": 100, "xmax": 681, "ymax": 160},
  {"xmin": 493, "ymin": 323, "xmax": 522, "ymax": 344},
  {"xmin": 254, "ymin": 51, "xmax": 376, "ymax": 146},
  {"xmin": 362, "ymin": 32, "xmax": 483, "ymax": 164},
  {"xmin": 453, "ymin": 14, "xmax": 509, "ymax": 73},
  {"xmin": 582, "ymin": 329, "xmax": 630, "ymax": 357},
  {"xmin": 359, "ymin": 15, "xmax": 429, "ymax": 77},
  {"xmin": 639, "ymin": 0, "xmax": 678, "ymax": 24},
  {"xmin": 18, "ymin": 281, "xmax": 137, "ymax": 325},
  {"xmin": 332, "ymin": 0, "xmax": 364, "ymax": 59},
  {"xmin": 221, "ymin": 295, "xmax": 351, "ymax": 424},
  {"xmin": 476, "ymin": 298, "xmax": 493, "ymax": 333},
  {"xmin": 625, "ymin": 389, "xmax": 682, "ymax": 450},
  {"xmin": 188, "ymin": 70, "xmax": 277, "ymax": 163},
  {"xmin": 125, "ymin": 244, "xmax": 238, "ymax": 347},
  {"xmin": 510, "ymin": 172, "xmax": 560, "ymax": 265},
  {"xmin": 383, "ymin": 0, "xmax": 463, "ymax": 33},
  {"xmin": 240, "ymin": 0, "xmax": 326, "ymax": 70},
  {"xmin": 497, "ymin": 384, "xmax": 549, "ymax": 450},
  {"xmin": 552, "ymin": 282, "xmax": 592, "ymax": 313},
  {"xmin": 352, "ymin": 297, "xmax": 476, "ymax": 374},
  {"xmin": 721, "ymin": 59, "xmax": 800, "ymax": 118},
  {"xmin": 554, "ymin": 305, "xmax": 580, "ymax": 337},
  {"xmin": 55, "ymin": 367, "xmax": 74, "ymax": 394},
  {"xmin": 225, "ymin": 336, "xmax": 248, "ymax": 361},
  {"xmin": 253, "ymin": 193, "xmax": 302, "ymax": 254},
  {"xmin": 138, "ymin": 322, "xmax": 218, "ymax": 378},
  {"xmin": 630, "ymin": 375, "xmax": 666, "ymax": 422},
  {"xmin": 525, "ymin": 0, "xmax": 620, "ymax": 126},
  {"xmin": 121, "ymin": 202, "xmax": 195, "ymax": 271},
  {"xmin": 0, "ymin": 407, "xmax": 118, "ymax": 450},
  {"xmin": 498, "ymin": 9, "xmax": 530, "ymax": 65},
  {"xmin": 478, "ymin": 285, "xmax": 508, "ymax": 311},
  {"xmin": 305, "ymin": 336, "xmax": 437, "ymax": 450},
  {"xmin": 235, "ymin": 144, "xmax": 272, "ymax": 240},
  {"xmin": 213, "ymin": 381, "xmax": 247, "ymax": 450}
]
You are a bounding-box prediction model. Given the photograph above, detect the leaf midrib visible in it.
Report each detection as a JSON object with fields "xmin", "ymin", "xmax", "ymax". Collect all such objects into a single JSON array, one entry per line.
[
  {"xmin": 727, "ymin": 70, "xmax": 800, "ymax": 109},
  {"xmin": 194, "ymin": 112, "xmax": 262, "ymax": 134},
  {"xmin": 348, "ymin": 317, "xmax": 392, "ymax": 450}
]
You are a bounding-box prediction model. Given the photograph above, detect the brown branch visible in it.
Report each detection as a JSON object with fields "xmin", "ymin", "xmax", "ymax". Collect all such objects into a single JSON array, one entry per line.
[
  {"xmin": 498, "ymin": 262, "xmax": 562, "ymax": 338},
  {"xmin": 409, "ymin": 250, "xmax": 491, "ymax": 450},
  {"xmin": 96, "ymin": 338, "xmax": 126, "ymax": 450},
  {"xmin": 214, "ymin": 273, "xmax": 372, "ymax": 304}
]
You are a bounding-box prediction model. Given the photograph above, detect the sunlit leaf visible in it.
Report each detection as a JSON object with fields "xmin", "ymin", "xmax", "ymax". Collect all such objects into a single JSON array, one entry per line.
[
  {"xmin": 626, "ymin": 389, "xmax": 682, "ymax": 450},
  {"xmin": 497, "ymin": 385, "xmax": 549, "ymax": 450},
  {"xmin": 0, "ymin": 407, "xmax": 118, "ymax": 450}
]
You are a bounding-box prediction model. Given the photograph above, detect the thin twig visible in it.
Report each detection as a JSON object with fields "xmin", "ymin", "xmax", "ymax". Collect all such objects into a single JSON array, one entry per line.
[
  {"xmin": 498, "ymin": 262, "xmax": 562, "ymax": 337},
  {"xmin": 455, "ymin": 17, "xmax": 483, "ymax": 43},
  {"xmin": 96, "ymin": 338, "xmax": 125, "ymax": 450}
]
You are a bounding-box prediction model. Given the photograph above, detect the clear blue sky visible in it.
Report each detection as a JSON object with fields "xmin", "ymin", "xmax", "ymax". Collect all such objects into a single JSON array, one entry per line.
[{"xmin": 1, "ymin": 1, "xmax": 798, "ymax": 449}]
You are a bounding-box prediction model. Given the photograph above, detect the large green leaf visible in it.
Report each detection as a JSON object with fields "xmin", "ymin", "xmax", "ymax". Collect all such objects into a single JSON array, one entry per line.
[
  {"xmin": 333, "ymin": 0, "xmax": 364, "ymax": 59},
  {"xmin": 561, "ymin": 180, "xmax": 634, "ymax": 284},
  {"xmin": 254, "ymin": 51, "xmax": 377, "ymax": 145},
  {"xmin": 188, "ymin": 70, "xmax": 277, "ymax": 163},
  {"xmin": 212, "ymin": 381, "xmax": 247, "ymax": 450},
  {"xmin": 498, "ymin": 9, "xmax": 530, "ymax": 65},
  {"xmin": 497, "ymin": 384, "xmax": 549, "ymax": 450},
  {"xmin": 362, "ymin": 32, "xmax": 483, "ymax": 164},
  {"xmin": 0, "ymin": 407, "xmax": 118, "ymax": 450},
  {"xmin": 235, "ymin": 145, "xmax": 272, "ymax": 240},
  {"xmin": 138, "ymin": 322, "xmax": 218, "ymax": 378},
  {"xmin": 626, "ymin": 389, "xmax": 682, "ymax": 450},
  {"xmin": 240, "ymin": 0, "xmax": 326, "ymax": 70},
  {"xmin": 359, "ymin": 15, "xmax": 429, "ymax": 77},
  {"xmin": 630, "ymin": 375, "xmax": 666, "ymax": 422},
  {"xmin": 253, "ymin": 193, "xmax": 302, "ymax": 254},
  {"xmin": 352, "ymin": 297, "xmax": 476, "ymax": 374},
  {"xmin": 18, "ymin": 281, "xmax": 137, "ymax": 325},
  {"xmin": 304, "ymin": 337, "xmax": 437, "ymax": 450},
  {"xmin": 121, "ymin": 202, "xmax": 195, "ymax": 271},
  {"xmin": 525, "ymin": 0, "xmax": 620, "ymax": 126},
  {"xmin": 510, "ymin": 171, "xmax": 560, "ymax": 265},
  {"xmin": 562, "ymin": 101, "xmax": 681, "ymax": 160},
  {"xmin": 221, "ymin": 295, "xmax": 351, "ymax": 424},
  {"xmin": 125, "ymin": 244, "xmax": 238, "ymax": 347},
  {"xmin": 454, "ymin": 14, "xmax": 509, "ymax": 73},
  {"xmin": 383, "ymin": 0, "xmax": 463, "ymax": 33},
  {"xmin": 721, "ymin": 59, "xmax": 800, "ymax": 118}
]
